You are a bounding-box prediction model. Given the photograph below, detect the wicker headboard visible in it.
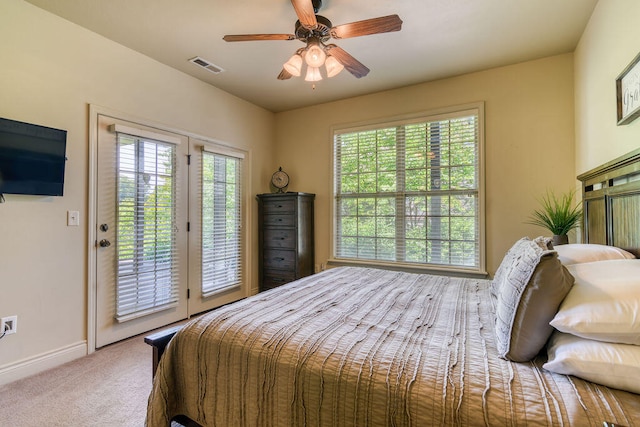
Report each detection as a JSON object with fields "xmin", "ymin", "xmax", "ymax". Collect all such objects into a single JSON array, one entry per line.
[{"xmin": 578, "ymin": 147, "xmax": 640, "ymax": 258}]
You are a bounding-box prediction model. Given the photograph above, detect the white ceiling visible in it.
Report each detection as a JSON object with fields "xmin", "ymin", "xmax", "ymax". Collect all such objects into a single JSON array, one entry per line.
[{"xmin": 25, "ymin": 0, "xmax": 598, "ymax": 113}]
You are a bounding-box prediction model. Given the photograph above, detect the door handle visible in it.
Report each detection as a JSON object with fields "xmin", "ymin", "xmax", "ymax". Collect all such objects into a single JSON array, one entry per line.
[{"xmin": 99, "ymin": 239, "xmax": 111, "ymax": 248}]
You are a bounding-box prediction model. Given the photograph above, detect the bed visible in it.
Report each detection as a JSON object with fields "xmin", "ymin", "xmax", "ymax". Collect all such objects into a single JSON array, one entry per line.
[{"xmin": 146, "ymin": 148, "xmax": 640, "ymax": 426}]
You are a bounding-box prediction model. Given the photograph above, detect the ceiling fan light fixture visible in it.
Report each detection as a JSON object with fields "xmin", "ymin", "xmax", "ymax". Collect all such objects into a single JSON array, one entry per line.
[
  {"xmin": 304, "ymin": 40, "xmax": 327, "ymax": 68},
  {"xmin": 325, "ymin": 55, "xmax": 344, "ymax": 78},
  {"xmin": 283, "ymin": 53, "xmax": 303, "ymax": 77},
  {"xmin": 305, "ymin": 66, "xmax": 323, "ymax": 82},
  {"xmin": 223, "ymin": 4, "xmax": 403, "ymax": 84}
]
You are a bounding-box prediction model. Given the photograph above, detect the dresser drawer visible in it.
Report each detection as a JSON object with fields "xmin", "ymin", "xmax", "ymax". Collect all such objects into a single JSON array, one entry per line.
[
  {"xmin": 263, "ymin": 228, "xmax": 296, "ymax": 249},
  {"xmin": 263, "ymin": 214, "xmax": 294, "ymax": 227},
  {"xmin": 263, "ymin": 249, "xmax": 296, "ymax": 270},
  {"xmin": 262, "ymin": 199, "xmax": 295, "ymax": 214},
  {"xmin": 262, "ymin": 270, "xmax": 296, "ymax": 290}
]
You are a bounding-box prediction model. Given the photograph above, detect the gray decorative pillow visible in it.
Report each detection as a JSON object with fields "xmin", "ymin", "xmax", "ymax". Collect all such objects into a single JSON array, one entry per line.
[
  {"xmin": 494, "ymin": 238, "xmax": 574, "ymax": 362},
  {"xmin": 491, "ymin": 237, "xmax": 552, "ymax": 299}
]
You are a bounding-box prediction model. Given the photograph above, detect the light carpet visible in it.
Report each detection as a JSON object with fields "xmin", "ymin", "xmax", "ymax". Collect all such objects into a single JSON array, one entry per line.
[{"xmin": 0, "ymin": 334, "xmax": 153, "ymax": 426}]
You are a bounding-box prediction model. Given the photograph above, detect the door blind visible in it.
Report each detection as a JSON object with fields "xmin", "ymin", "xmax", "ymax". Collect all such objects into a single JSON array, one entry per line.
[
  {"xmin": 201, "ymin": 149, "xmax": 243, "ymax": 297},
  {"xmin": 115, "ymin": 131, "xmax": 180, "ymax": 321}
]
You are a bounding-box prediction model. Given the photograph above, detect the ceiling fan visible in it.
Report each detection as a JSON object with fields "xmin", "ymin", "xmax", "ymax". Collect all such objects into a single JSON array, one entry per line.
[{"xmin": 222, "ymin": 0, "xmax": 402, "ymax": 82}]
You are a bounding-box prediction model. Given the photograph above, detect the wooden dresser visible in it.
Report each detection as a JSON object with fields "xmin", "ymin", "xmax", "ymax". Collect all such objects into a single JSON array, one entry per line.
[{"xmin": 257, "ymin": 192, "xmax": 315, "ymax": 292}]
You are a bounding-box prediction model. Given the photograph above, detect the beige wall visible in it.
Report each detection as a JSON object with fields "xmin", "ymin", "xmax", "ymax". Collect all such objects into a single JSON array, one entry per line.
[
  {"xmin": 0, "ymin": 0, "xmax": 274, "ymax": 381},
  {"xmin": 574, "ymin": 0, "xmax": 640, "ymax": 174},
  {"xmin": 275, "ymin": 54, "xmax": 576, "ymax": 277}
]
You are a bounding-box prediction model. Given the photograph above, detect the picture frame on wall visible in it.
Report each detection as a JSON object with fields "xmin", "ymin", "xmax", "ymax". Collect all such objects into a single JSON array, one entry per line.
[{"xmin": 616, "ymin": 51, "xmax": 640, "ymax": 125}]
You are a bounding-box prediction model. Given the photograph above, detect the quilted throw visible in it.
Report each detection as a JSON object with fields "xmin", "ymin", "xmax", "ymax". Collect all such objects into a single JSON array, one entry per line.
[{"xmin": 146, "ymin": 267, "xmax": 640, "ymax": 426}]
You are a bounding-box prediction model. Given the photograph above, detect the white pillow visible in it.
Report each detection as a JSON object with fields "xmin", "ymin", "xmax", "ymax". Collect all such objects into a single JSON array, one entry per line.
[
  {"xmin": 550, "ymin": 259, "xmax": 640, "ymax": 345},
  {"xmin": 553, "ymin": 243, "xmax": 635, "ymax": 265},
  {"xmin": 544, "ymin": 331, "xmax": 640, "ymax": 395}
]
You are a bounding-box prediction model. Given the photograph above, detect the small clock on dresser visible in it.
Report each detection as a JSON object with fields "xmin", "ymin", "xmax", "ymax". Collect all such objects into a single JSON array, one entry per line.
[{"xmin": 271, "ymin": 167, "xmax": 289, "ymax": 193}]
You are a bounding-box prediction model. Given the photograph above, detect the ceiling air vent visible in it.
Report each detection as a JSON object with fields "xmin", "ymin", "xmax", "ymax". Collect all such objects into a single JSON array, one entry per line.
[{"xmin": 189, "ymin": 57, "xmax": 225, "ymax": 74}]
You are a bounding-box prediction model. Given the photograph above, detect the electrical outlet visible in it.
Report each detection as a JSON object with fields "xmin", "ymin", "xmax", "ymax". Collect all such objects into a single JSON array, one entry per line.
[{"xmin": 1, "ymin": 315, "xmax": 17, "ymax": 335}]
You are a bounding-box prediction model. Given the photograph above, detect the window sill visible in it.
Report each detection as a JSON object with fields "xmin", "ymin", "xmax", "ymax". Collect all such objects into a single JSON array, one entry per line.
[{"xmin": 327, "ymin": 258, "xmax": 489, "ymax": 279}]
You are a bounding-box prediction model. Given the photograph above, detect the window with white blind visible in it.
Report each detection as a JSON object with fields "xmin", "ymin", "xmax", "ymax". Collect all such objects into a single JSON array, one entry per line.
[
  {"xmin": 201, "ymin": 149, "xmax": 243, "ymax": 296},
  {"xmin": 333, "ymin": 104, "xmax": 485, "ymax": 273},
  {"xmin": 115, "ymin": 131, "xmax": 180, "ymax": 320}
]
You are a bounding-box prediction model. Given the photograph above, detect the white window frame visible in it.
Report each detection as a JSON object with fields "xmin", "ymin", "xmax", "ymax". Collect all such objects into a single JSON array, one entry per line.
[{"xmin": 330, "ymin": 102, "xmax": 486, "ymax": 276}]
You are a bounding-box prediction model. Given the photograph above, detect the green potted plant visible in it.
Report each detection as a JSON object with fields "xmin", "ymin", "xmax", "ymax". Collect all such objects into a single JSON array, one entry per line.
[{"xmin": 526, "ymin": 190, "xmax": 583, "ymax": 246}]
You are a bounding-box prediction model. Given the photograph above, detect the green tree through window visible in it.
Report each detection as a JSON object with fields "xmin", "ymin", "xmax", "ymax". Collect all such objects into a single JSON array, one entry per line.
[
  {"xmin": 334, "ymin": 107, "xmax": 483, "ymax": 271},
  {"xmin": 116, "ymin": 134, "xmax": 178, "ymax": 318},
  {"xmin": 201, "ymin": 150, "xmax": 243, "ymax": 296}
]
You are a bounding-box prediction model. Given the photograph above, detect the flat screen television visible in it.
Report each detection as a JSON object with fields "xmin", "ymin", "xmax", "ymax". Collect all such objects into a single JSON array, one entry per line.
[{"xmin": 0, "ymin": 117, "xmax": 67, "ymax": 196}]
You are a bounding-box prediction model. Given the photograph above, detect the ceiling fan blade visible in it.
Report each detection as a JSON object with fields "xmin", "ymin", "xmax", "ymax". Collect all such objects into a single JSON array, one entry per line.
[
  {"xmin": 325, "ymin": 45, "xmax": 369, "ymax": 78},
  {"xmin": 331, "ymin": 14, "xmax": 403, "ymax": 39},
  {"xmin": 290, "ymin": 0, "xmax": 318, "ymax": 30},
  {"xmin": 278, "ymin": 69, "xmax": 293, "ymax": 80},
  {"xmin": 223, "ymin": 34, "xmax": 295, "ymax": 42}
]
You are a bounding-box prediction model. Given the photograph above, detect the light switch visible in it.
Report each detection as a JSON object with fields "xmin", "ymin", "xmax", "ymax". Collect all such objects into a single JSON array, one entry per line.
[{"xmin": 67, "ymin": 210, "xmax": 80, "ymax": 226}]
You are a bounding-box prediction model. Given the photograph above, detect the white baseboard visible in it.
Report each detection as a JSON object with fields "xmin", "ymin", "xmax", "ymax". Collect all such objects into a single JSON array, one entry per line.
[{"xmin": 0, "ymin": 341, "xmax": 87, "ymax": 386}]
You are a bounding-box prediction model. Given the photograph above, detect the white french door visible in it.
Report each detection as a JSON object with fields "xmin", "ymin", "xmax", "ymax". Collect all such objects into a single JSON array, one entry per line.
[
  {"xmin": 95, "ymin": 115, "xmax": 189, "ymax": 347},
  {"xmin": 187, "ymin": 138, "xmax": 247, "ymax": 315},
  {"xmin": 94, "ymin": 114, "xmax": 248, "ymax": 348}
]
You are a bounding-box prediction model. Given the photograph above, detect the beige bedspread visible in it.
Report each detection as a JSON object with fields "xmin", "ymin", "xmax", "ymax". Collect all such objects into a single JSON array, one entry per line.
[{"xmin": 146, "ymin": 267, "xmax": 640, "ymax": 426}]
